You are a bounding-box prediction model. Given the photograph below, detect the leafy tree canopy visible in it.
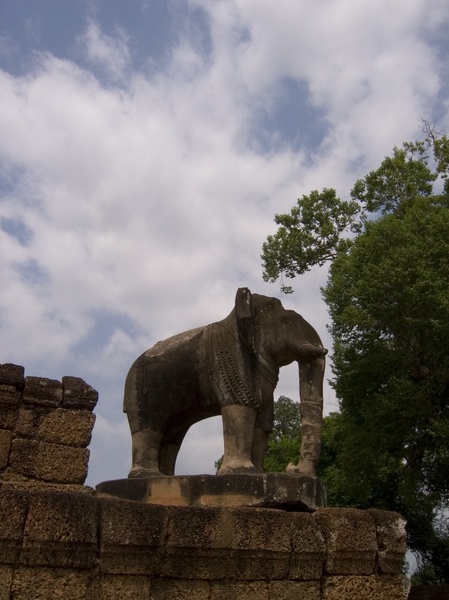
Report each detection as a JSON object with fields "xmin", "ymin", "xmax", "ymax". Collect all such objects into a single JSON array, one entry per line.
[
  {"xmin": 264, "ymin": 395, "xmax": 301, "ymax": 472},
  {"xmin": 262, "ymin": 121, "xmax": 449, "ymax": 288},
  {"xmin": 261, "ymin": 123, "xmax": 449, "ymax": 583}
]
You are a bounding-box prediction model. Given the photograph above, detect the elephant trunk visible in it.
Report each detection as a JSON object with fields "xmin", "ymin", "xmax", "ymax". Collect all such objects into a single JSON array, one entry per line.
[{"xmin": 286, "ymin": 355, "xmax": 325, "ymax": 477}]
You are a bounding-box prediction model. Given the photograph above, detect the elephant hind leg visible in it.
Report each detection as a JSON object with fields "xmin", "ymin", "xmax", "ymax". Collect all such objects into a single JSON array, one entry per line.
[{"xmin": 129, "ymin": 428, "xmax": 163, "ymax": 478}]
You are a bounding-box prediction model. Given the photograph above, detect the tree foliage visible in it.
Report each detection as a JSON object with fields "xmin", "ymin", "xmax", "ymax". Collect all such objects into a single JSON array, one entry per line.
[
  {"xmin": 264, "ymin": 395, "xmax": 301, "ymax": 472},
  {"xmin": 262, "ymin": 188, "xmax": 359, "ymax": 292},
  {"xmin": 262, "ymin": 124, "xmax": 449, "ymax": 582}
]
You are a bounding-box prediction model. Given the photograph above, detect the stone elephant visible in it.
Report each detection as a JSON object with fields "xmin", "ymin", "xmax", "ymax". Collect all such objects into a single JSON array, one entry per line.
[{"xmin": 124, "ymin": 288, "xmax": 327, "ymax": 478}]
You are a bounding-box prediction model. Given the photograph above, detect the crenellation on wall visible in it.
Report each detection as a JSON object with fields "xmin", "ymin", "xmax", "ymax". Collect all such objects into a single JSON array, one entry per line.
[
  {"xmin": 62, "ymin": 376, "xmax": 100, "ymax": 411},
  {"xmin": 22, "ymin": 376, "xmax": 63, "ymax": 408},
  {"xmin": 0, "ymin": 364, "xmax": 97, "ymax": 487}
]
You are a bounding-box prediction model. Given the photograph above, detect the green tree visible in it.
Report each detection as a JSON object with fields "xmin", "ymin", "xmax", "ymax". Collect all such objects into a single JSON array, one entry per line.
[
  {"xmin": 261, "ymin": 188, "xmax": 360, "ymax": 293},
  {"xmin": 263, "ymin": 396, "xmax": 346, "ymax": 474},
  {"xmin": 262, "ymin": 126, "xmax": 449, "ymax": 582},
  {"xmin": 264, "ymin": 395, "xmax": 301, "ymax": 472}
]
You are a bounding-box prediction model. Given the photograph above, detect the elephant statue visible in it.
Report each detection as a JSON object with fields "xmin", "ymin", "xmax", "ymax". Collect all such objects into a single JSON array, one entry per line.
[{"xmin": 124, "ymin": 288, "xmax": 327, "ymax": 478}]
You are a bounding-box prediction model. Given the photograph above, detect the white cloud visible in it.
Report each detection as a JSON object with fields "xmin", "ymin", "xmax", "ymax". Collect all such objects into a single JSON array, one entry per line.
[{"xmin": 78, "ymin": 21, "xmax": 130, "ymax": 81}]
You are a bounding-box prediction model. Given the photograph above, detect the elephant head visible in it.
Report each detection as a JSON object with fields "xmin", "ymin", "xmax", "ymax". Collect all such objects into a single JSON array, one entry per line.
[{"xmin": 218, "ymin": 288, "xmax": 327, "ymax": 476}]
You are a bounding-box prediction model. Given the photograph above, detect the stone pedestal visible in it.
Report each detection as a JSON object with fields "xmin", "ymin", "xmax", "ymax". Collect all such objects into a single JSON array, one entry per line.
[{"xmin": 96, "ymin": 473, "xmax": 327, "ymax": 511}]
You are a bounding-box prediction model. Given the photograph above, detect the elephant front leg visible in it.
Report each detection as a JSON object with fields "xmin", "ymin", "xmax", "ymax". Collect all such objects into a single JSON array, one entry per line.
[
  {"xmin": 218, "ymin": 404, "xmax": 259, "ymax": 475},
  {"xmin": 129, "ymin": 428, "xmax": 163, "ymax": 478}
]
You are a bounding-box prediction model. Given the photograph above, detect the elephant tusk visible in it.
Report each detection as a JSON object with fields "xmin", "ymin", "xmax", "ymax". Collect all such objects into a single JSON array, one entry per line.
[{"xmin": 296, "ymin": 343, "xmax": 328, "ymax": 360}]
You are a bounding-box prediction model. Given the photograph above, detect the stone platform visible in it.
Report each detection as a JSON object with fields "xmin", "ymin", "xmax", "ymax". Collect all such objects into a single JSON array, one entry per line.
[{"xmin": 95, "ymin": 472, "xmax": 327, "ymax": 511}]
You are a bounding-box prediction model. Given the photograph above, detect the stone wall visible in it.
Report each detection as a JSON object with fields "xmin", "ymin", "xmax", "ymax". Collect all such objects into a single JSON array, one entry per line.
[
  {"xmin": 0, "ymin": 487, "xmax": 408, "ymax": 599},
  {"xmin": 0, "ymin": 363, "xmax": 97, "ymax": 486},
  {"xmin": 0, "ymin": 364, "xmax": 409, "ymax": 599}
]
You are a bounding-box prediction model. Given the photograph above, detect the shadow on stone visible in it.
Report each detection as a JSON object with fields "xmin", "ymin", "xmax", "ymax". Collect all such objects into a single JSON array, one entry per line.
[{"xmin": 96, "ymin": 472, "xmax": 327, "ymax": 511}]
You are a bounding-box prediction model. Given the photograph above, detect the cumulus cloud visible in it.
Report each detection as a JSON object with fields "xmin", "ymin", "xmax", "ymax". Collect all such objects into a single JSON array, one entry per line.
[
  {"xmin": 78, "ymin": 21, "xmax": 130, "ymax": 81},
  {"xmin": 0, "ymin": 1, "xmax": 448, "ymax": 483}
]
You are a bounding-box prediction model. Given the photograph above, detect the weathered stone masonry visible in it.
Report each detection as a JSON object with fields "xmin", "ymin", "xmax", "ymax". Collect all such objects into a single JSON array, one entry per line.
[
  {"xmin": 0, "ymin": 364, "xmax": 409, "ymax": 599},
  {"xmin": 0, "ymin": 363, "xmax": 97, "ymax": 486}
]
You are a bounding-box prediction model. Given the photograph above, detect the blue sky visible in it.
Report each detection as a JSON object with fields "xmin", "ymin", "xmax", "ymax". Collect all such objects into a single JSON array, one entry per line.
[{"xmin": 1, "ymin": 1, "xmax": 448, "ymax": 485}]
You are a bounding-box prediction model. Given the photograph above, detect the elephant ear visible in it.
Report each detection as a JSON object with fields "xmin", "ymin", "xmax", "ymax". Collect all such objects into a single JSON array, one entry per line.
[{"xmin": 235, "ymin": 287, "xmax": 254, "ymax": 351}]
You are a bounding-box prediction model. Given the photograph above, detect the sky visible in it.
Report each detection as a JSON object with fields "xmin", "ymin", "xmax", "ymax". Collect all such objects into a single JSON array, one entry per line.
[{"xmin": 1, "ymin": 0, "xmax": 448, "ymax": 487}]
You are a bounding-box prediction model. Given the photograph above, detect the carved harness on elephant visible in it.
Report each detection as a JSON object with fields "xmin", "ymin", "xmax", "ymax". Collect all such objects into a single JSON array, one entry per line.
[{"xmin": 205, "ymin": 319, "xmax": 278, "ymax": 410}]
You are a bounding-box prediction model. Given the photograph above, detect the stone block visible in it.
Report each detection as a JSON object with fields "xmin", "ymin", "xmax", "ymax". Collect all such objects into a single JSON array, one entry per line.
[
  {"xmin": 0, "ymin": 565, "xmax": 13, "ymax": 600},
  {"xmin": 367, "ymin": 509, "xmax": 407, "ymax": 574},
  {"xmin": 99, "ymin": 498, "xmax": 168, "ymax": 576},
  {"xmin": 161, "ymin": 505, "xmax": 231, "ymax": 579},
  {"xmin": 322, "ymin": 574, "xmax": 409, "ymax": 600},
  {"xmin": 226, "ymin": 507, "xmax": 291, "ymax": 580},
  {"xmin": 314, "ymin": 508, "xmax": 377, "ymax": 575},
  {"xmin": 0, "ymin": 430, "xmax": 12, "ymax": 470},
  {"xmin": 150, "ymin": 578, "xmax": 210, "ymax": 600},
  {"xmin": 14, "ymin": 407, "xmax": 95, "ymax": 447},
  {"xmin": 0, "ymin": 364, "xmax": 25, "ymax": 389},
  {"xmin": 14, "ymin": 407, "xmax": 39, "ymax": 438},
  {"xmin": 11, "ymin": 566, "xmax": 99, "ymax": 600},
  {"xmin": 100, "ymin": 574, "xmax": 151, "ymax": 599},
  {"xmin": 0, "ymin": 405, "xmax": 19, "ymax": 430},
  {"xmin": 9, "ymin": 438, "xmax": 89, "ymax": 483},
  {"xmin": 38, "ymin": 408, "xmax": 96, "ymax": 447},
  {"xmin": 62, "ymin": 376, "xmax": 98, "ymax": 411},
  {"xmin": 210, "ymin": 580, "xmax": 269, "ymax": 600},
  {"xmin": 289, "ymin": 511, "xmax": 325, "ymax": 580},
  {"xmin": 20, "ymin": 490, "xmax": 98, "ymax": 568},
  {"xmin": 268, "ymin": 580, "xmax": 321, "ymax": 600},
  {"xmin": 0, "ymin": 486, "xmax": 29, "ymax": 564},
  {"xmin": 23, "ymin": 377, "xmax": 62, "ymax": 408},
  {"xmin": 161, "ymin": 505, "xmax": 292, "ymax": 581},
  {"xmin": 229, "ymin": 507, "xmax": 292, "ymax": 553},
  {"xmin": 0, "ymin": 385, "xmax": 21, "ymax": 408}
]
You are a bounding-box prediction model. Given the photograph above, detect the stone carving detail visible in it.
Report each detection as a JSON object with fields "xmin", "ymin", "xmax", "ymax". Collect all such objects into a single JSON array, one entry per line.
[{"xmin": 124, "ymin": 288, "xmax": 327, "ymax": 478}]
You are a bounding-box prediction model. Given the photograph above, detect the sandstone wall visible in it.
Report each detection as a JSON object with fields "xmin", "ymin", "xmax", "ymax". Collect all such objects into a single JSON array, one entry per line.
[
  {"xmin": 0, "ymin": 364, "xmax": 409, "ymax": 599},
  {"xmin": 0, "ymin": 487, "xmax": 408, "ymax": 600},
  {"xmin": 0, "ymin": 363, "xmax": 97, "ymax": 486}
]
